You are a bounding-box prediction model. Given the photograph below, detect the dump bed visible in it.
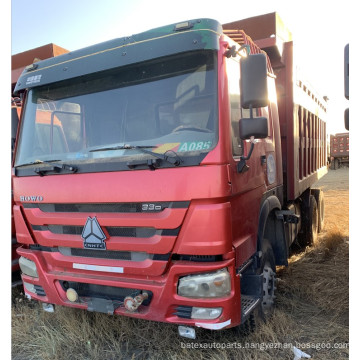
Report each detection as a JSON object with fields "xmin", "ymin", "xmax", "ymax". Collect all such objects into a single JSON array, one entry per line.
[
  {"xmin": 223, "ymin": 13, "xmax": 327, "ymax": 201},
  {"xmin": 12, "ymin": 43, "xmax": 69, "ymax": 93},
  {"xmin": 330, "ymin": 133, "xmax": 349, "ymax": 158}
]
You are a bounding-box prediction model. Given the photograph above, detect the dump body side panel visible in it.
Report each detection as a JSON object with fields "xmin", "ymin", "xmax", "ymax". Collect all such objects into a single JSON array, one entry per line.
[
  {"xmin": 223, "ymin": 12, "xmax": 327, "ymax": 202},
  {"xmin": 274, "ymin": 41, "xmax": 327, "ymax": 201},
  {"xmin": 12, "ymin": 44, "xmax": 69, "ymax": 92}
]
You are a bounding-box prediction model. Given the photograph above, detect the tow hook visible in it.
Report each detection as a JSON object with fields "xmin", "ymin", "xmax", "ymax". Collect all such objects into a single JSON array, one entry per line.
[{"xmin": 124, "ymin": 292, "xmax": 149, "ymax": 312}]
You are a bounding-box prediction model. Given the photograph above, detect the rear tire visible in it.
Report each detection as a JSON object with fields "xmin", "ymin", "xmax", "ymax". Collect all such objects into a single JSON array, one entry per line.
[
  {"xmin": 298, "ymin": 195, "xmax": 318, "ymax": 247},
  {"xmin": 313, "ymin": 189, "xmax": 325, "ymax": 232}
]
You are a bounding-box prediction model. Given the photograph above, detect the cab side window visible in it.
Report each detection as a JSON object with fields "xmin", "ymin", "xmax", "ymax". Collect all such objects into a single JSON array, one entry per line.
[{"xmin": 226, "ymin": 56, "xmax": 242, "ymax": 156}]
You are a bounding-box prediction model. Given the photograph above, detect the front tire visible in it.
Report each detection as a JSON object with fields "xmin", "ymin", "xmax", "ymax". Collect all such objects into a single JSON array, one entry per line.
[
  {"xmin": 237, "ymin": 239, "xmax": 276, "ymax": 334},
  {"xmin": 258, "ymin": 239, "xmax": 276, "ymax": 320}
]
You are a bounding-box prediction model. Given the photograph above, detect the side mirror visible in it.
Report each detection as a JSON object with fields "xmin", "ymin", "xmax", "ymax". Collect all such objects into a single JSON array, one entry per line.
[
  {"xmin": 11, "ymin": 107, "xmax": 20, "ymax": 156},
  {"xmin": 237, "ymin": 116, "xmax": 268, "ymax": 174},
  {"xmin": 344, "ymin": 44, "xmax": 349, "ymax": 100},
  {"xmin": 344, "ymin": 44, "xmax": 349, "ymax": 130},
  {"xmin": 237, "ymin": 53, "xmax": 269, "ymax": 174},
  {"xmin": 239, "ymin": 117, "xmax": 268, "ymax": 140},
  {"xmin": 240, "ymin": 53, "xmax": 268, "ymax": 109},
  {"xmin": 344, "ymin": 108, "xmax": 349, "ymax": 131},
  {"xmin": 11, "ymin": 107, "xmax": 19, "ymax": 145}
]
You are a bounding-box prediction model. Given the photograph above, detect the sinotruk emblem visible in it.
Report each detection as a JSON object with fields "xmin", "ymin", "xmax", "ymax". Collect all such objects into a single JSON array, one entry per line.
[{"xmin": 81, "ymin": 217, "xmax": 107, "ymax": 250}]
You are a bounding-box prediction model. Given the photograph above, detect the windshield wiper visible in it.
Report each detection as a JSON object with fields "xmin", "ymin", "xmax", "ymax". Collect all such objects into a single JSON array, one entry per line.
[
  {"xmin": 90, "ymin": 144, "xmax": 155, "ymax": 152},
  {"xmin": 15, "ymin": 160, "xmax": 77, "ymax": 176},
  {"xmin": 33, "ymin": 163, "xmax": 77, "ymax": 176},
  {"xmin": 90, "ymin": 144, "xmax": 183, "ymax": 168},
  {"xmin": 15, "ymin": 159, "xmax": 62, "ymax": 167}
]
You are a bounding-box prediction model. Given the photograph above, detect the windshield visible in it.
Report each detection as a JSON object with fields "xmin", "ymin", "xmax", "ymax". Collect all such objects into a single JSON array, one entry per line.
[{"xmin": 15, "ymin": 51, "xmax": 218, "ymax": 173}]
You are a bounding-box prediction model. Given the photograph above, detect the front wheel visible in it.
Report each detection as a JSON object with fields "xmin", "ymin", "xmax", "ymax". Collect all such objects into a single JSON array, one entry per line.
[
  {"xmin": 257, "ymin": 239, "xmax": 276, "ymax": 320},
  {"xmin": 239, "ymin": 239, "xmax": 276, "ymax": 334}
]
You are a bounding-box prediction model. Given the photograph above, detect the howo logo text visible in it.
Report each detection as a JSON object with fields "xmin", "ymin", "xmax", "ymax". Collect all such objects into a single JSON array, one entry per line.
[
  {"xmin": 20, "ymin": 195, "xmax": 44, "ymax": 202},
  {"xmin": 81, "ymin": 217, "xmax": 107, "ymax": 250}
]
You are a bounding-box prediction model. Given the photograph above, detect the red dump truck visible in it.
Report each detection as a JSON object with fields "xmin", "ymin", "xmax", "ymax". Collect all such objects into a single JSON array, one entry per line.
[
  {"xmin": 330, "ymin": 132, "xmax": 349, "ymax": 169},
  {"xmin": 12, "ymin": 13, "xmax": 327, "ymax": 338},
  {"xmin": 11, "ymin": 44, "xmax": 69, "ymax": 279},
  {"xmin": 11, "ymin": 98, "xmax": 22, "ymax": 274}
]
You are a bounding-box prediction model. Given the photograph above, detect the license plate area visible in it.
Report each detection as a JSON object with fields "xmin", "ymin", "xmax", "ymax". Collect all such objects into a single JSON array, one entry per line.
[
  {"xmin": 87, "ymin": 297, "xmax": 116, "ymax": 314},
  {"xmin": 59, "ymin": 280, "xmax": 153, "ymax": 307}
]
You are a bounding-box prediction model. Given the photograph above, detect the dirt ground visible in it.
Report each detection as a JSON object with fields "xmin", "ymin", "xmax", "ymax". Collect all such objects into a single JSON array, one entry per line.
[
  {"xmin": 313, "ymin": 166, "xmax": 349, "ymax": 235},
  {"xmin": 11, "ymin": 167, "xmax": 349, "ymax": 360},
  {"xmin": 314, "ymin": 166, "xmax": 349, "ymax": 192}
]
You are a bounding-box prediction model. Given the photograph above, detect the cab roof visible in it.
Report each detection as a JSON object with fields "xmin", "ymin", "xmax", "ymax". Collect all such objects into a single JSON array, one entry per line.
[{"xmin": 14, "ymin": 19, "xmax": 222, "ymax": 94}]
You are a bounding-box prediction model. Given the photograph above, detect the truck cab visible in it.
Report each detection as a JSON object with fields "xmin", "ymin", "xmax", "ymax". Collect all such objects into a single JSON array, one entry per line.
[{"xmin": 12, "ymin": 15, "xmax": 326, "ymax": 338}]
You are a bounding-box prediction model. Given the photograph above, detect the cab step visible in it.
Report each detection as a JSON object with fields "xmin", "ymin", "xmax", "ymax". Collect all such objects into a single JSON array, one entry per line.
[{"xmin": 241, "ymin": 295, "xmax": 261, "ymax": 323}]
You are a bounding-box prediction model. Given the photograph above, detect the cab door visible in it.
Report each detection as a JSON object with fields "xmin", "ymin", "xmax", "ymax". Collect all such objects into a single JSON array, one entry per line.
[{"xmin": 225, "ymin": 55, "xmax": 277, "ymax": 266}]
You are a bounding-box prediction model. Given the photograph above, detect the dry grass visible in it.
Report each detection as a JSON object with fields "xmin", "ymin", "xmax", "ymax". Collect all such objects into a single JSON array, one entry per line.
[{"xmin": 11, "ymin": 168, "xmax": 349, "ymax": 359}]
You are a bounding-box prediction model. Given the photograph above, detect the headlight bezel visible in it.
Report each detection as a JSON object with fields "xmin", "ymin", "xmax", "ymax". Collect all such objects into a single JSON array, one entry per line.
[
  {"xmin": 19, "ymin": 256, "xmax": 39, "ymax": 278},
  {"xmin": 177, "ymin": 268, "xmax": 231, "ymax": 299}
]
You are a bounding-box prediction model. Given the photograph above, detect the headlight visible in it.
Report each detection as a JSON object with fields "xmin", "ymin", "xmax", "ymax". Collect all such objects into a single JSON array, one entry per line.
[
  {"xmin": 19, "ymin": 256, "xmax": 38, "ymax": 278},
  {"xmin": 177, "ymin": 268, "xmax": 231, "ymax": 298}
]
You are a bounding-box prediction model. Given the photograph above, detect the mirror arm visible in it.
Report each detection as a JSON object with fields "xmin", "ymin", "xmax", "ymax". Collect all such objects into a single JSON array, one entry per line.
[{"xmin": 237, "ymin": 136, "xmax": 255, "ymax": 173}]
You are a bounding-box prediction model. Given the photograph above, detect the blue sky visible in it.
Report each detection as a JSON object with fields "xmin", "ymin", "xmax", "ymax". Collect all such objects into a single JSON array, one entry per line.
[{"xmin": 10, "ymin": 0, "xmax": 352, "ymax": 134}]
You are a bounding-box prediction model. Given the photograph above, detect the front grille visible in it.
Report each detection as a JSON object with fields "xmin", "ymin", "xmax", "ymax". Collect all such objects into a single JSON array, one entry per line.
[
  {"xmin": 24, "ymin": 201, "xmax": 190, "ymax": 213},
  {"xmin": 30, "ymin": 245, "xmax": 171, "ymax": 262},
  {"xmin": 48, "ymin": 203, "xmax": 143, "ymax": 213},
  {"xmin": 66, "ymin": 248, "xmax": 132, "ymax": 260},
  {"xmin": 32, "ymin": 225, "xmax": 179, "ymax": 237},
  {"xmin": 49, "ymin": 225, "xmax": 83, "ymax": 235},
  {"xmin": 59, "ymin": 247, "xmax": 158, "ymax": 261},
  {"xmin": 173, "ymin": 254, "xmax": 222, "ymax": 262},
  {"xmin": 107, "ymin": 227, "xmax": 156, "ymax": 238}
]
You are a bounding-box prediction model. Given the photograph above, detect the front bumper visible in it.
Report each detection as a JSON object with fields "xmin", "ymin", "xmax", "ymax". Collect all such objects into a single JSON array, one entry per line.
[{"xmin": 18, "ymin": 246, "xmax": 241, "ymax": 329}]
